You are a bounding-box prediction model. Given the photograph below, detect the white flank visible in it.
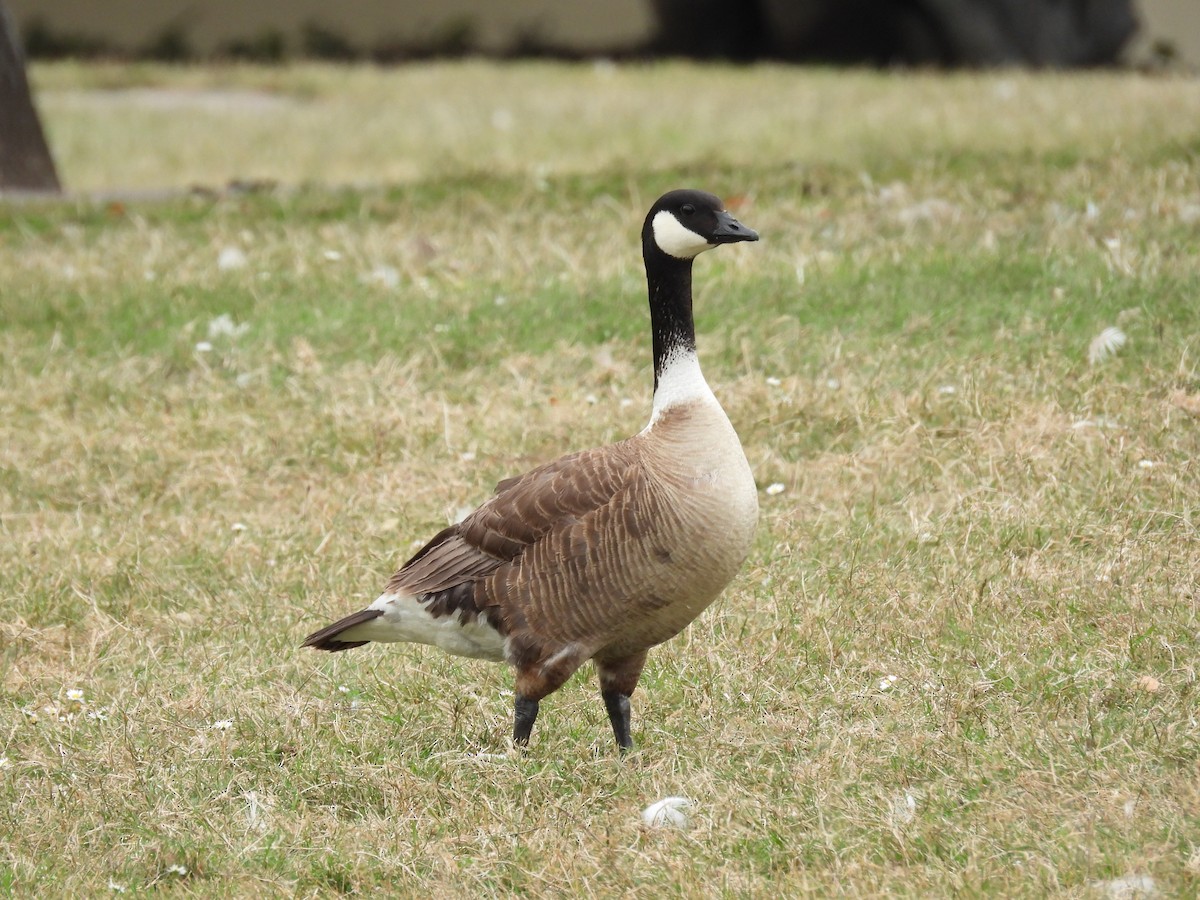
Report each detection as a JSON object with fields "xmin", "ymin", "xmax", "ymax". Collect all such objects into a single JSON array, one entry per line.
[
  {"xmin": 541, "ymin": 642, "xmax": 583, "ymax": 673},
  {"xmin": 339, "ymin": 592, "xmax": 507, "ymax": 661},
  {"xmin": 647, "ymin": 347, "xmax": 718, "ymax": 427},
  {"xmin": 651, "ymin": 210, "xmax": 713, "ymax": 259}
]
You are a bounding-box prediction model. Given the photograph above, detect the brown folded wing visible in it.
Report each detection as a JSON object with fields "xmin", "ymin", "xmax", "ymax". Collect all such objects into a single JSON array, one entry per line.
[{"xmin": 384, "ymin": 441, "xmax": 643, "ymax": 629}]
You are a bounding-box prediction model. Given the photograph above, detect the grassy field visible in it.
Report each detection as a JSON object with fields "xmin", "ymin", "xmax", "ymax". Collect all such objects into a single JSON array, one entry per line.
[{"xmin": 2, "ymin": 62, "xmax": 1199, "ymax": 896}]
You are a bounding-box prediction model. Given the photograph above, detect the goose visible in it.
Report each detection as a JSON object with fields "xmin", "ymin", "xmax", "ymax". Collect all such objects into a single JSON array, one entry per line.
[{"xmin": 303, "ymin": 189, "xmax": 760, "ymax": 751}]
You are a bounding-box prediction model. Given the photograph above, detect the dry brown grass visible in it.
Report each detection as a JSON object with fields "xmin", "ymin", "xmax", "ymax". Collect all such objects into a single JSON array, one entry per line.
[{"xmin": 1, "ymin": 61, "xmax": 1198, "ymax": 896}]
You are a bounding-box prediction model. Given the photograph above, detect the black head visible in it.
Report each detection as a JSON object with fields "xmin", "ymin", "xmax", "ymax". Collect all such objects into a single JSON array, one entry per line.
[{"xmin": 643, "ymin": 189, "xmax": 759, "ymax": 260}]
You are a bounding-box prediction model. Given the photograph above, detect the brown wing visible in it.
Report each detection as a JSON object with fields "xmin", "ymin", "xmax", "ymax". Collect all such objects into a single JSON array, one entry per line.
[{"xmin": 384, "ymin": 441, "xmax": 642, "ymax": 622}]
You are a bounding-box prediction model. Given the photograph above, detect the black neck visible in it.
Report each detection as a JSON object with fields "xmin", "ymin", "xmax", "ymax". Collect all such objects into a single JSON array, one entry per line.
[{"xmin": 642, "ymin": 241, "xmax": 696, "ymax": 392}]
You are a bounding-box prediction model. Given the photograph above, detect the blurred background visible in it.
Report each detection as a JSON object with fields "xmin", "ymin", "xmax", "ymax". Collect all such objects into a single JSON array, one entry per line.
[
  {"xmin": 6, "ymin": 0, "xmax": 1197, "ymax": 67},
  {"xmin": 5, "ymin": 0, "xmax": 1195, "ymax": 193}
]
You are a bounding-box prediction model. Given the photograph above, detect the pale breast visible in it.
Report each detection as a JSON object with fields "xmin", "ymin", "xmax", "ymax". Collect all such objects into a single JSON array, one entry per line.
[{"xmin": 609, "ymin": 400, "xmax": 759, "ymax": 649}]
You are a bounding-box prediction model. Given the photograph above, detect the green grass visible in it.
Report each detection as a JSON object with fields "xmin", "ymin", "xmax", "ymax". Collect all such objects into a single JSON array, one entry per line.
[{"xmin": 1, "ymin": 62, "xmax": 1199, "ymax": 896}]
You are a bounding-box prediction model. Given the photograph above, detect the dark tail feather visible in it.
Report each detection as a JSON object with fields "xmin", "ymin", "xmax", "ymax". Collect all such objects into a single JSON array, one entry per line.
[{"xmin": 302, "ymin": 608, "xmax": 383, "ymax": 652}]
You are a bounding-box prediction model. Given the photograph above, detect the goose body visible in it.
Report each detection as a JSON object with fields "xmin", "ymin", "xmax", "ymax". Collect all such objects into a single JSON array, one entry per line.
[{"xmin": 304, "ymin": 189, "xmax": 760, "ymax": 750}]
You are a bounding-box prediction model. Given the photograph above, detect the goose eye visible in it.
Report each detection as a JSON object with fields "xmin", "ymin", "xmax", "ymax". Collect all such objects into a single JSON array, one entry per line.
[{"xmin": 680, "ymin": 204, "xmax": 695, "ymax": 216}]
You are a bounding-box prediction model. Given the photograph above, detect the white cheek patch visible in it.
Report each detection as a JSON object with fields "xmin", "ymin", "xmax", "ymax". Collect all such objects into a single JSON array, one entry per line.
[{"xmin": 652, "ymin": 210, "xmax": 713, "ymax": 259}]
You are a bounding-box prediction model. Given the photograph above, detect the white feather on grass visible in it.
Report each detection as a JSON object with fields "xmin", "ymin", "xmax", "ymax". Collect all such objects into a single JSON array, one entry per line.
[
  {"xmin": 217, "ymin": 246, "xmax": 247, "ymax": 271},
  {"xmin": 207, "ymin": 313, "xmax": 250, "ymax": 340},
  {"xmin": 1090, "ymin": 873, "xmax": 1156, "ymax": 899},
  {"xmin": 642, "ymin": 797, "xmax": 692, "ymax": 829},
  {"xmin": 886, "ymin": 791, "xmax": 918, "ymax": 829},
  {"xmin": 1088, "ymin": 326, "xmax": 1127, "ymax": 365}
]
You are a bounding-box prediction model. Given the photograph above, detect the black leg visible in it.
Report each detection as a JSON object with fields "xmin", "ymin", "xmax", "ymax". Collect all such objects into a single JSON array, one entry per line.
[
  {"xmin": 513, "ymin": 695, "xmax": 539, "ymax": 747},
  {"xmin": 602, "ymin": 690, "xmax": 634, "ymax": 752}
]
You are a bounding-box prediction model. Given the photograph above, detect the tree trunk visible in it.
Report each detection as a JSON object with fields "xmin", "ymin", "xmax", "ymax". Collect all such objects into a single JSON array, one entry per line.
[{"xmin": 0, "ymin": 0, "xmax": 61, "ymax": 192}]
